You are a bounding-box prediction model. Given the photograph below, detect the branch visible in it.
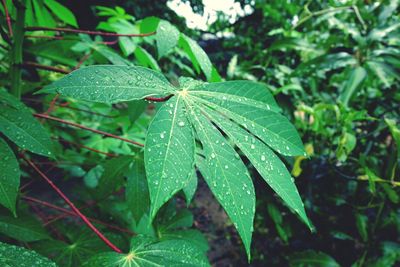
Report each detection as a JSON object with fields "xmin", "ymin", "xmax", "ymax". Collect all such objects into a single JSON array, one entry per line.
[
  {"xmin": 2, "ymin": 0, "xmax": 12, "ymax": 37},
  {"xmin": 22, "ymin": 196, "xmax": 134, "ymax": 235},
  {"xmin": 54, "ymin": 137, "xmax": 117, "ymax": 157},
  {"xmin": 34, "ymin": 113, "xmax": 144, "ymax": 147},
  {"xmin": 25, "ymin": 26, "xmax": 156, "ymax": 37},
  {"xmin": 21, "ymin": 156, "xmax": 124, "ymax": 253},
  {"xmin": 21, "ymin": 61, "xmax": 70, "ymax": 74}
]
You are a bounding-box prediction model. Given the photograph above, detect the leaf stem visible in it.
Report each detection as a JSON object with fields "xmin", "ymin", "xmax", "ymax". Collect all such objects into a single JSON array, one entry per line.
[
  {"xmin": 20, "ymin": 157, "xmax": 124, "ymax": 253},
  {"xmin": 21, "ymin": 61, "xmax": 70, "ymax": 74},
  {"xmin": 1, "ymin": 0, "xmax": 13, "ymax": 37},
  {"xmin": 53, "ymin": 137, "xmax": 117, "ymax": 157},
  {"xmin": 34, "ymin": 113, "xmax": 144, "ymax": 147},
  {"xmin": 145, "ymin": 95, "xmax": 174, "ymax": 102},
  {"xmin": 22, "ymin": 196, "xmax": 134, "ymax": 235},
  {"xmin": 25, "ymin": 26, "xmax": 156, "ymax": 37},
  {"xmin": 9, "ymin": 0, "xmax": 26, "ymax": 99}
]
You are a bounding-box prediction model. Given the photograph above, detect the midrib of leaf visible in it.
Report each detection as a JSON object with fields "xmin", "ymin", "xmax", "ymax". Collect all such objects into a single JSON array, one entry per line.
[
  {"xmin": 151, "ymin": 95, "xmax": 181, "ymax": 218},
  {"xmin": 191, "ymin": 95, "xmax": 304, "ymax": 156},
  {"xmin": 0, "ymin": 113, "xmax": 51, "ymax": 155},
  {"xmin": 184, "ymin": 97, "xmax": 251, "ymax": 257}
]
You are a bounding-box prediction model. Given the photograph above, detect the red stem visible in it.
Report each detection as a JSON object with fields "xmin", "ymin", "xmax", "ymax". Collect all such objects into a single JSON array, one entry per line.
[
  {"xmin": 44, "ymin": 93, "xmax": 60, "ymax": 115},
  {"xmin": 22, "ymin": 196, "xmax": 134, "ymax": 235},
  {"xmin": 24, "ymin": 35, "xmax": 65, "ymax": 40},
  {"xmin": 54, "ymin": 137, "xmax": 117, "ymax": 157},
  {"xmin": 25, "ymin": 26, "xmax": 155, "ymax": 37},
  {"xmin": 21, "ymin": 61, "xmax": 70, "ymax": 74},
  {"xmin": 2, "ymin": 0, "xmax": 12, "ymax": 37},
  {"xmin": 145, "ymin": 95, "xmax": 174, "ymax": 102},
  {"xmin": 21, "ymin": 157, "xmax": 123, "ymax": 253},
  {"xmin": 34, "ymin": 113, "xmax": 144, "ymax": 147}
]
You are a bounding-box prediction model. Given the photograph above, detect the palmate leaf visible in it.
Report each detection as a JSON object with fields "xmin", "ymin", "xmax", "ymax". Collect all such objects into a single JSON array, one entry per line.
[
  {"xmin": 38, "ymin": 65, "xmax": 175, "ymax": 103},
  {"xmin": 43, "ymin": 64, "xmax": 309, "ymax": 259},
  {"xmin": 156, "ymin": 20, "xmax": 180, "ymax": 58},
  {"xmin": 144, "ymin": 95, "xmax": 195, "ymax": 219},
  {"xmin": 0, "ymin": 241, "xmax": 57, "ymax": 267},
  {"xmin": 0, "ymin": 214, "xmax": 49, "ymax": 242},
  {"xmin": 0, "ymin": 137, "xmax": 20, "ymax": 215},
  {"xmin": 83, "ymin": 235, "xmax": 209, "ymax": 267}
]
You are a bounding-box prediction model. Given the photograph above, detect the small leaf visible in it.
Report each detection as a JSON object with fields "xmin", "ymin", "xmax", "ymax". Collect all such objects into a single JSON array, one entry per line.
[
  {"xmin": 339, "ymin": 66, "xmax": 367, "ymax": 107},
  {"xmin": 0, "ymin": 214, "xmax": 49, "ymax": 242},
  {"xmin": 44, "ymin": 0, "xmax": 78, "ymax": 27},
  {"xmin": 157, "ymin": 20, "xmax": 180, "ymax": 58},
  {"xmin": 179, "ymin": 34, "xmax": 213, "ymax": 81},
  {"xmin": 0, "ymin": 138, "xmax": 20, "ymax": 216},
  {"xmin": 288, "ymin": 250, "xmax": 340, "ymax": 267},
  {"xmin": 83, "ymin": 235, "xmax": 209, "ymax": 266},
  {"xmin": 126, "ymin": 156, "xmax": 150, "ymax": 222},
  {"xmin": 0, "ymin": 241, "xmax": 57, "ymax": 267},
  {"xmin": 134, "ymin": 46, "xmax": 161, "ymax": 71},
  {"xmin": 39, "ymin": 65, "xmax": 175, "ymax": 103},
  {"xmin": 0, "ymin": 92, "xmax": 54, "ymax": 157},
  {"xmin": 95, "ymin": 156, "xmax": 132, "ymax": 199},
  {"xmin": 145, "ymin": 95, "xmax": 195, "ymax": 219},
  {"xmin": 188, "ymin": 105, "xmax": 255, "ymax": 260}
]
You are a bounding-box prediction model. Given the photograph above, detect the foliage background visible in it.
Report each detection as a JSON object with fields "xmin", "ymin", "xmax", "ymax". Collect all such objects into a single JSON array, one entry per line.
[{"xmin": 0, "ymin": 0, "xmax": 399, "ymax": 266}]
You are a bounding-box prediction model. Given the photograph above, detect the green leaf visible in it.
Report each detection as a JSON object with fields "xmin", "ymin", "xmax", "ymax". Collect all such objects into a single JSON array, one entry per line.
[
  {"xmin": 179, "ymin": 34, "xmax": 213, "ymax": 81},
  {"xmin": 0, "ymin": 137, "xmax": 20, "ymax": 215},
  {"xmin": 0, "ymin": 241, "xmax": 57, "ymax": 267},
  {"xmin": 39, "ymin": 65, "xmax": 175, "ymax": 103},
  {"xmin": 202, "ymin": 106, "xmax": 310, "ymax": 228},
  {"xmin": 288, "ymin": 250, "xmax": 340, "ymax": 267},
  {"xmin": 134, "ymin": 46, "xmax": 161, "ymax": 71},
  {"xmin": 44, "ymin": 0, "xmax": 78, "ymax": 27},
  {"xmin": 83, "ymin": 235, "xmax": 209, "ymax": 266},
  {"xmin": 0, "ymin": 214, "xmax": 49, "ymax": 242},
  {"xmin": 187, "ymin": 104, "xmax": 255, "ymax": 260},
  {"xmin": 182, "ymin": 170, "xmax": 197, "ymax": 205},
  {"xmin": 190, "ymin": 86, "xmax": 305, "ymax": 156},
  {"xmin": 95, "ymin": 156, "xmax": 132, "ymax": 199},
  {"xmin": 157, "ymin": 20, "xmax": 180, "ymax": 58},
  {"xmin": 356, "ymin": 213, "xmax": 368, "ymax": 242},
  {"xmin": 145, "ymin": 95, "xmax": 195, "ymax": 219},
  {"xmin": 32, "ymin": 0, "xmax": 56, "ymax": 30},
  {"xmin": 126, "ymin": 156, "xmax": 150, "ymax": 222},
  {"xmin": 0, "ymin": 92, "xmax": 54, "ymax": 157},
  {"xmin": 385, "ymin": 118, "xmax": 400, "ymax": 159},
  {"xmin": 339, "ymin": 66, "xmax": 367, "ymax": 107},
  {"xmin": 140, "ymin": 16, "xmax": 160, "ymax": 33}
]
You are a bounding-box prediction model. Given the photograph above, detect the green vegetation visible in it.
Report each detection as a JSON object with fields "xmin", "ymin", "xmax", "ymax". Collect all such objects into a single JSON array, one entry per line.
[{"xmin": 0, "ymin": 0, "xmax": 399, "ymax": 266}]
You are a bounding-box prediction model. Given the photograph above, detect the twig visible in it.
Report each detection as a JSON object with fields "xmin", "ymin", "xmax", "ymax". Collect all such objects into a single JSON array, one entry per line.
[
  {"xmin": 75, "ymin": 49, "xmax": 94, "ymax": 69},
  {"xmin": 22, "ymin": 196, "xmax": 134, "ymax": 235},
  {"xmin": 34, "ymin": 113, "xmax": 144, "ymax": 147},
  {"xmin": 25, "ymin": 26, "xmax": 156, "ymax": 37},
  {"xmin": 24, "ymin": 35, "xmax": 66, "ymax": 40},
  {"xmin": 21, "ymin": 156, "xmax": 123, "ymax": 253},
  {"xmin": 21, "ymin": 61, "xmax": 70, "ymax": 74},
  {"xmin": 2, "ymin": 0, "xmax": 12, "ymax": 37},
  {"xmin": 54, "ymin": 137, "xmax": 117, "ymax": 157}
]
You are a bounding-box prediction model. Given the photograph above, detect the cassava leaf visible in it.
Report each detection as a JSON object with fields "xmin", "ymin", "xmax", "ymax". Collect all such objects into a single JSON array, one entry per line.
[
  {"xmin": 0, "ymin": 91, "xmax": 54, "ymax": 157},
  {"xmin": 187, "ymin": 103, "xmax": 255, "ymax": 260},
  {"xmin": 182, "ymin": 170, "xmax": 197, "ymax": 205},
  {"xmin": 38, "ymin": 65, "xmax": 175, "ymax": 103},
  {"xmin": 145, "ymin": 95, "xmax": 195, "ymax": 219},
  {"xmin": 201, "ymin": 105, "xmax": 311, "ymax": 228},
  {"xmin": 44, "ymin": 0, "xmax": 78, "ymax": 27},
  {"xmin": 179, "ymin": 34, "xmax": 213, "ymax": 81},
  {"xmin": 157, "ymin": 20, "xmax": 180, "ymax": 58},
  {"xmin": 83, "ymin": 235, "xmax": 209, "ymax": 266},
  {"xmin": 126, "ymin": 156, "xmax": 150, "ymax": 222},
  {"xmin": 0, "ymin": 241, "xmax": 57, "ymax": 267},
  {"xmin": 191, "ymin": 93, "xmax": 305, "ymax": 156},
  {"xmin": 134, "ymin": 46, "xmax": 161, "ymax": 71},
  {"xmin": 0, "ymin": 137, "xmax": 20, "ymax": 215},
  {"xmin": 288, "ymin": 250, "xmax": 340, "ymax": 267},
  {"xmin": 0, "ymin": 214, "xmax": 49, "ymax": 242}
]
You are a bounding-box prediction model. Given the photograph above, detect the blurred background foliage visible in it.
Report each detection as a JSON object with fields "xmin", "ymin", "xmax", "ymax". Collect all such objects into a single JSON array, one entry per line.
[{"xmin": 0, "ymin": 0, "xmax": 399, "ymax": 266}]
